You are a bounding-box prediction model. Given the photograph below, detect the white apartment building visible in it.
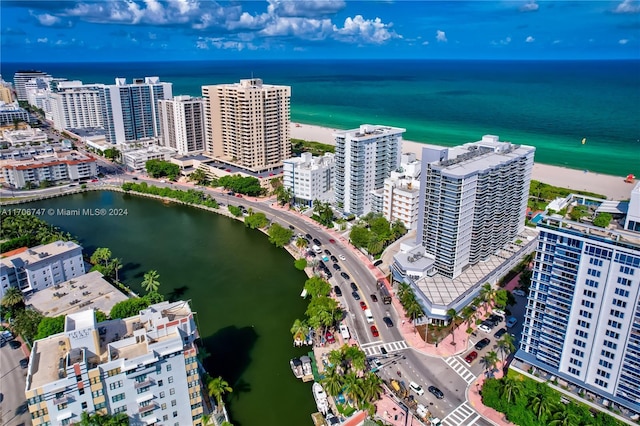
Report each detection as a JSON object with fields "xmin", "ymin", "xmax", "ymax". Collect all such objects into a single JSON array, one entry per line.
[
  {"xmin": 625, "ymin": 182, "xmax": 640, "ymax": 232},
  {"xmin": 418, "ymin": 135, "xmax": 535, "ymax": 278},
  {"xmin": 0, "ymin": 241, "xmax": 85, "ymax": 298},
  {"xmin": 202, "ymin": 78, "xmax": 291, "ymax": 172},
  {"xmin": 517, "ymin": 210, "xmax": 640, "ymax": 414},
  {"xmin": 49, "ymin": 81, "xmax": 104, "ymax": 131},
  {"xmin": 26, "ymin": 300, "xmax": 205, "ymax": 426},
  {"xmin": 0, "ymin": 101, "xmax": 31, "ymax": 126},
  {"xmin": 13, "ymin": 70, "xmax": 51, "ymax": 101},
  {"xmin": 158, "ymin": 95, "xmax": 205, "ymax": 155},
  {"xmin": 380, "ymin": 152, "xmax": 421, "ymax": 230},
  {"xmin": 99, "ymin": 77, "xmax": 172, "ymax": 144},
  {"xmin": 122, "ymin": 145, "xmax": 176, "ymax": 172},
  {"xmin": 2, "ymin": 127, "xmax": 48, "ymax": 146},
  {"xmin": 283, "ymin": 152, "xmax": 335, "ymax": 206},
  {"xmin": 333, "ymin": 124, "xmax": 405, "ymax": 217},
  {"xmin": 2, "ymin": 150, "xmax": 98, "ymax": 188}
]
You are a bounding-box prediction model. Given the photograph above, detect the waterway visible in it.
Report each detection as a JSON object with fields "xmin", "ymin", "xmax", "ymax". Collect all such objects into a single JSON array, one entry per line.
[{"xmin": 16, "ymin": 191, "xmax": 317, "ymax": 425}]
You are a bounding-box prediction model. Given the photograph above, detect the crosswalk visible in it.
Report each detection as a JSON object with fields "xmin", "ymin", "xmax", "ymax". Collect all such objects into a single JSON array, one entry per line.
[
  {"xmin": 444, "ymin": 356, "xmax": 477, "ymax": 384},
  {"xmin": 442, "ymin": 402, "xmax": 481, "ymax": 426},
  {"xmin": 361, "ymin": 340, "xmax": 409, "ymax": 356}
]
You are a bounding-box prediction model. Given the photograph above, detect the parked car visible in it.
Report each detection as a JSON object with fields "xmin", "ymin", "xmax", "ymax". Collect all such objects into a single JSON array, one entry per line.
[
  {"xmin": 334, "ymin": 286, "xmax": 342, "ymax": 296},
  {"xmin": 478, "ymin": 323, "xmax": 492, "ymax": 333},
  {"xmin": 513, "ymin": 289, "xmax": 526, "ymax": 297},
  {"xmin": 506, "ymin": 317, "xmax": 518, "ymax": 328},
  {"xmin": 360, "ymin": 301, "xmax": 368, "ymax": 310},
  {"xmin": 324, "ymin": 249, "xmax": 331, "ymax": 255},
  {"xmin": 330, "ymin": 255, "xmax": 338, "ymax": 263},
  {"xmin": 370, "ymin": 294, "xmax": 378, "ymax": 302},
  {"xmin": 350, "ymin": 282, "xmax": 358, "ymax": 291},
  {"xmin": 464, "ymin": 351, "xmax": 478, "ymax": 363},
  {"xmin": 352, "ymin": 291, "xmax": 361, "ymax": 300},
  {"xmin": 305, "ymin": 233, "xmax": 313, "ymax": 240},
  {"xmin": 428, "ymin": 386, "xmax": 444, "ymax": 399},
  {"xmin": 409, "ymin": 382, "xmax": 425, "ymax": 395},
  {"xmin": 338, "ymin": 254, "xmax": 346, "ymax": 261},
  {"xmin": 488, "ymin": 314, "xmax": 503, "ymax": 324},
  {"xmin": 325, "ymin": 332, "xmax": 336, "ymax": 344},
  {"xmin": 19, "ymin": 358, "xmax": 29, "ymax": 369},
  {"xmin": 313, "ymin": 238, "xmax": 322, "ymax": 246},
  {"xmin": 494, "ymin": 328, "xmax": 508, "ymax": 339},
  {"xmin": 9, "ymin": 340, "xmax": 21, "ymax": 349},
  {"xmin": 474, "ymin": 338, "xmax": 491, "ymax": 350},
  {"xmin": 370, "ymin": 325, "xmax": 379, "ymax": 337},
  {"xmin": 340, "ymin": 272, "xmax": 350, "ymax": 280},
  {"xmin": 333, "ymin": 264, "xmax": 341, "ymax": 271},
  {"xmin": 493, "ymin": 308, "xmax": 506, "ymax": 317},
  {"xmin": 383, "ymin": 317, "xmax": 394, "ymax": 328}
]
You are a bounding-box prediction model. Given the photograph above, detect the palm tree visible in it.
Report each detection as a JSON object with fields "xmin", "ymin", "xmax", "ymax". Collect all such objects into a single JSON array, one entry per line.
[
  {"xmin": 141, "ymin": 270, "xmax": 160, "ymax": 293},
  {"xmin": 290, "ymin": 318, "xmax": 308, "ymax": 341},
  {"xmin": 360, "ymin": 371, "xmax": 383, "ymax": 404},
  {"xmin": 110, "ymin": 258, "xmax": 123, "ymax": 283},
  {"xmin": 342, "ymin": 372, "xmax": 364, "ymax": 407},
  {"xmin": 344, "ymin": 345, "xmax": 366, "ymax": 373},
  {"xmin": 396, "ymin": 282, "xmax": 411, "ymax": 300},
  {"xmin": 529, "ymin": 393, "xmax": 554, "ymax": 421},
  {"xmin": 500, "ymin": 376, "xmax": 523, "ymax": 404},
  {"xmin": 496, "ymin": 334, "xmax": 516, "ymax": 364},
  {"xmin": 479, "ymin": 283, "xmax": 495, "ymax": 310},
  {"xmin": 480, "ymin": 351, "xmax": 499, "ymax": 374},
  {"xmin": 447, "ymin": 308, "xmax": 460, "ymax": 344},
  {"xmin": 328, "ymin": 348, "xmax": 347, "ymax": 373},
  {"xmin": 404, "ymin": 300, "xmax": 424, "ymax": 321},
  {"xmin": 461, "ymin": 305, "xmax": 475, "ymax": 328},
  {"xmin": 208, "ymin": 376, "xmax": 233, "ymax": 413},
  {"xmin": 90, "ymin": 247, "xmax": 112, "ymax": 267},
  {"xmin": 1, "ymin": 287, "xmax": 24, "ymax": 310},
  {"xmin": 321, "ymin": 365, "xmax": 344, "ymax": 396},
  {"xmin": 549, "ymin": 404, "xmax": 578, "ymax": 426},
  {"xmin": 295, "ymin": 237, "xmax": 308, "ymax": 254}
]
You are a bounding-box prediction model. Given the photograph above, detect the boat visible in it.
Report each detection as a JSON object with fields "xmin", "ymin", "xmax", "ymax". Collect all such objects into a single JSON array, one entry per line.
[
  {"xmin": 290, "ymin": 358, "xmax": 303, "ymax": 379},
  {"xmin": 312, "ymin": 382, "xmax": 329, "ymax": 415},
  {"xmin": 301, "ymin": 288, "xmax": 308, "ymax": 298},
  {"xmin": 581, "ymin": 137, "xmax": 587, "ymax": 145},
  {"xmin": 300, "ymin": 355, "xmax": 313, "ymax": 377}
]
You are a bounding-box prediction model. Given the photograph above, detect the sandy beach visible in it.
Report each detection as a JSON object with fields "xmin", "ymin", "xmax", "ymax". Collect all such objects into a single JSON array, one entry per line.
[{"xmin": 291, "ymin": 122, "xmax": 635, "ymax": 201}]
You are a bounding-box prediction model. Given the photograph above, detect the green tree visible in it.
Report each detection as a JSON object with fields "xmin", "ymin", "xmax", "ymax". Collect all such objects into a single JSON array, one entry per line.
[
  {"xmin": 290, "ymin": 318, "xmax": 308, "ymax": 341},
  {"xmin": 227, "ymin": 205, "xmax": 242, "ymax": 217},
  {"xmin": 321, "ymin": 365, "xmax": 344, "ymax": 397},
  {"xmin": 312, "ymin": 200, "xmax": 334, "ymax": 227},
  {"xmin": 500, "ymin": 375, "xmax": 523, "ymax": 404},
  {"xmin": 367, "ymin": 237, "xmax": 384, "ymax": 256},
  {"xmin": 479, "ymin": 282, "xmax": 495, "ymax": 309},
  {"xmin": 529, "ymin": 391, "xmax": 555, "ymax": 421},
  {"xmin": 494, "ymin": 289, "xmax": 509, "ymax": 308},
  {"xmin": 207, "ymin": 376, "xmax": 233, "ymax": 413},
  {"xmin": 13, "ymin": 308, "xmax": 43, "ymax": 343},
  {"xmin": 569, "ymin": 204, "xmax": 588, "ymax": 221},
  {"xmin": 145, "ymin": 159, "xmax": 180, "ymax": 180},
  {"xmin": 144, "ymin": 291, "xmax": 164, "ymax": 304},
  {"xmin": 404, "ymin": 300, "xmax": 424, "ymax": 321},
  {"xmin": 1, "ymin": 287, "xmax": 24, "ymax": 311},
  {"xmin": 343, "ymin": 345, "xmax": 366, "ymax": 372},
  {"xmin": 244, "ymin": 212, "xmax": 269, "ymax": 229},
  {"xmin": 497, "ymin": 333, "xmax": 516, "ymax": 364},
  {"xmin": 215, "ymin": 175, "xmax": 263, "ymax": 196},
  {"xmin": 304, "ymin": 276, "xmax": 331, "ymax": 298},
  {"xmin": 110, "ymin": 298, "xmax": 150, "ymax": 319},
  {"xmin": 391, "ymin": 219, "xmax": 407, "ymax": 239},
  {"xmin": 141, "ymin": 270, "xmax": 160, "ymax": 293},
  {"xmin": 295, "ymin": 237, "xmax": 308, "ymax": 254},
  {"xmin": 103, "ymin": 147, "xmax": 121, "ymax": 162},
  {"xmin": 593, "ymin": 212, "xmax": 613, "ymax": 228},
  {"xmin": 34, "ymin": 315, "xmax": 66, "ymax": 340},
  {"xmin": 361, "ymin": 371, "xmax": 384, "ymax": 405},
  {"xmin": 267, "ymin": 223, "xmax": 293, "ymax": 248},
  {"xmin": 447, "ymin": 308, "xmax": 460, "ymax": 344},
  {"xmin": 275, "ymin": 183, "xmax": 293, "ymax": 206},
  {"xmin": 79, "ymin": 410, "xmax": 129, "ymax": 425},
  {"xmin": 189, "ymin": 168, "xmax": 208, "ymax": 185},
  {"xmin": 294, "ymin": 258, "xmax": 307, "ymax": 270},
  {"xmin": 305, "ymin": 296, "xmax": 341, "ymax": 333},
  {"xmin": 549, "ymin": 404, "xmax": 579, "ymax": 426},
  {"xmin": 90, "ymin": 247, "xmax": 112, "ymax": 268},
  {"xmin": 349, "ymin": 225, "xmax": 370, "ymax": 248}
]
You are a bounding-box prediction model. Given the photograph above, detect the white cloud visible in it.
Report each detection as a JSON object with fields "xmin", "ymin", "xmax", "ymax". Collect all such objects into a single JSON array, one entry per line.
[
  {"xmin": 436, "ymin": 30, "xmax": 447, "ymax": 42},
  {"xmin": 37, "ymin": 37, "xmax": 48, "ymax": 43},
  {"xmin": 267, "ymin": 0, "xmax": 346, "ymax": 18},
  {"xmin": 614, "ymin": 0, "xmax": 640, "ymax": 13},
  {"xmin": 333, "ymin": 15, "xmax": 399, "ymax": 44},
  {"xmin": 32, "ymin": 12, "xmax": 61, "ymax": 26},
  {"xmin": 196, "ymin": 37, "xmax": 258, "ymax": 51},
  {"xmin": 491, "ymin": 36, "xmax": 512, "ymax": 46},
  {"xmin": 525, "ymin": 36, "xmax": 535, "ymax": 43},
  {"xmin": 552, "ymin": 40, "xmax": 561, "ymax": 44},
  {"xmin": 261, "ymin": 17, "xmax": 334, "ymax": 40},
  {"xmin": 422, "ymin": 41, "xmax": 429, "ymax": 45},
  {"xmin": 520, "ymin": 1, "xmax": 539, "ymax": 12},
  {"xmin": 619, "ymin": 39, "xmax": 630, "ymax": 44}
]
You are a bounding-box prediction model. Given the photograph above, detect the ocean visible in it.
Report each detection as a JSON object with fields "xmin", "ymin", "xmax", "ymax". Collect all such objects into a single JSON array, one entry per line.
[{"xmin": 2, "ymin": 59, "xmax": 639, "ymax": 176}]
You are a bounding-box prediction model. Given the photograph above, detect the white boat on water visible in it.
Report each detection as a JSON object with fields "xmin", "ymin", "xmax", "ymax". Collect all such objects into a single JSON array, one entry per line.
[
  {"xmin": 290, "ymin": 358, "xmax": 304, "ymax": 379},
  {"xmin": 300, "ymin": 355, "xmax": 313, "ymax": 377},
  {"xmin": 313, "ymin": 382, "xmax": 329, "ymax": 415}
]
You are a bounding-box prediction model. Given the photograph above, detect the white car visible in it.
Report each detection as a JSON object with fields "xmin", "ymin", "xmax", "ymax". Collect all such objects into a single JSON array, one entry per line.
[
  {"xmin": 493, "ymin": 308, "xmax": 506, "ymax": 317},
  {"xmin": 478, "ymin": 324, "xmax": 492, "ymax": 333},
  {"xmin": 338, "ymin": 254, "xmax": 346, "ymax": 261},
  {"xmin": 409, "ymin": 381, "xmax": 424, "ymax": 395},
  {"xmin": 512, "ymin": 289, "xmax": 526, "ymax": 297}
]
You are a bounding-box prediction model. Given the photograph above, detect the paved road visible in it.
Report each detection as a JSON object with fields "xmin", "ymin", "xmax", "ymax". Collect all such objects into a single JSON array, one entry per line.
[{"xmin": 0, "ymin": 340, "xmax": 31, "ymax": 426}]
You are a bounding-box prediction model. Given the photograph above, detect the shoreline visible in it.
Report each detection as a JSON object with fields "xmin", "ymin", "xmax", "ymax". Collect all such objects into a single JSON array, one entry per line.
[{"xmin": 291, "ymin": 122, "xmax": 635, "ymax": 201}]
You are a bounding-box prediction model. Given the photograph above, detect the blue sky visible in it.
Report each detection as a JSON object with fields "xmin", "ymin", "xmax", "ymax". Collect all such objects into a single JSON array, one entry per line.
[{"xmin": 1, "ymin": 1, "xmax": 639, "ymax": 62}]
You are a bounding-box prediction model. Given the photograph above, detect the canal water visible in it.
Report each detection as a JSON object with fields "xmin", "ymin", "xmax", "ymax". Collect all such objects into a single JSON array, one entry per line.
[{"xmin": 17, "ymin": 191, "xmax": 316, "ymax": 425}]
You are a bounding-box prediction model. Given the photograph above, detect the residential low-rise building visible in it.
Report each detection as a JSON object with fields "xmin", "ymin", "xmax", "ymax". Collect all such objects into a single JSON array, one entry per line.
[
  {"xmin": 0, "ymin": 241, "xmax": 86, "ymax": 298},
  {"xmin": 25, "ymin": 300, "xmax": 206, "ymax": 426},
  {"xmin": 2, "ymin": 150, "xmax": 97, "ymax": 188},
  {"xmin": 283, "ymin": 152, "xmax": 335, "ymax": 206},
  {"xmin": 2, "ymin": 127, "xmax": 48, "ymax": 146},
  {"xmin": 380, "ymin": 152, "xmax": 421, "ymax": 229},
  {"xmin": 122, "ymin": 145, "xmax": 176, "ymax": 172},
  {"xmin": 0, "ymin": 101, "xmax": 31, "ymax": 126}
]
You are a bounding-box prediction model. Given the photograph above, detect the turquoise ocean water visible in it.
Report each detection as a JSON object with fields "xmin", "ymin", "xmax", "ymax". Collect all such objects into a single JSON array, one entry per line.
[{"xmin": 2, "ymin": 60, "xmax": 639, "ymax": 176}]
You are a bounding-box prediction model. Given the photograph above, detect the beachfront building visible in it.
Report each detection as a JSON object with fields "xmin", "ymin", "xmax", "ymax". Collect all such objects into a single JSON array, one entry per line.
[
  {"xmin": 158, "ymin": 95, "xmax": 205, "ymax": 155},
  {"xmin": 379, "ymin": 152, "xmax": 422, "ymax": 230},
  {"xmin": 202, "ymin": 78, "xmax": 291, "ymax": 172},
  {"xmin": 283, "ymin": 152, "xmax": 335, "ymax": 206},
  {"xmin": 49, "ymin": 81, "xmax": 104, "ymax": 131},
  {"xmin": 391, "ymin": 135, "xmax": 537, "ymax": 322},
  {"xmin": 0, "ymin": 241, "xmax": 85, "ymax": 298},
  {"xmin": 625, "ymin": 182, "xmax": 640, "ymax": 232},
  {"xmin": 0, "ymin": 79, "xmax": 13, "ymax": 104},
  {"xmin": 333, "ymin": 124, "xmax": 405, "ymax": 217},
  {"xmin": 2, "ymin": 127, "xmax": 48, "ymax": 146},
  {"xmin": 0, "ymin": 101, "xmax": 31, "ymax": 126},
  {"xmin": 25, "ymin": 300, "xmax": 206, "ymax": 426},
  {"xmin": 13, "ymin": 70, "xmax": 51, "ymax": 101},
  {"xmin": 122, "ymin": 145, "xmax": 176, "ymax": 172},
  {"xmin": 99, "ymin": 77, "xmax": 172, "ymax": 144},
  {"xmin": 2, "ymin": 150, "xmax": 98, "ymax": 188},
  {"xmin": 515, "ymin": 208, "xmax": 640, "ymax": 414}
]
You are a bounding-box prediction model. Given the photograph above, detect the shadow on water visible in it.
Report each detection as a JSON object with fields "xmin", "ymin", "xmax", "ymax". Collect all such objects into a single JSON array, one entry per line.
[
  {"xmin": 201, "ymin": 325, "xmax": 258, "ymax": 391},
  {"xmin": 167, "ymin": 285, "xmax": 189, "ymax": 303},
  {"xmin": 119, "ymin": 262, "xmax": 142, "ymax": 277}
]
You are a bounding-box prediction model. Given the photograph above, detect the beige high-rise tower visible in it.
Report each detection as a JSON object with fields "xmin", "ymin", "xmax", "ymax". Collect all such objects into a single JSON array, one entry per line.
[{"xmin": 202, "ymin": 78, "xmax": 291, "ymax": 172}]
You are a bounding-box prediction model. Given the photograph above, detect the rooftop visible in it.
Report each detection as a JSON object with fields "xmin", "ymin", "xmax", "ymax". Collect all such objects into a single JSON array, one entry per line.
[
  {"xmin": 1, "ymin": 150, "xmax": 96, "ymax": 170},
  {"xmin": 0, "ymin": 241, "xmax": 81, "ymax": 268},
  {"xmin": 537, "ymin": 216, "xmax": 640, "ymax": 248},
  {"xmin": 25, "ymin": 271, "xmax": 129, "ymax": 317},
  {"xmin": 28, "ymin": 300, "xmax": 195, "ymax": 391},
  {"xmin": 333, "ymin": 124, "xmax": 406, "ymax": 140}
]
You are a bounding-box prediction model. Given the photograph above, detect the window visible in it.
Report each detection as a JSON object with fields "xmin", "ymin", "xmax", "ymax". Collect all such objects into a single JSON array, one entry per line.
[
  {"xmin": 601, "ymin": 350, "xmax": 615, "ymax": 359},
  {"xmin": 605, "ymin": 330, "xmax": 620, "ymax": 340},
  {"xmin": 587, "ymin": 268, "xmax": 601, "ymax": 278},
  {"xmin": 568, "ymin": 367, "xmax": 581, "ymax": 376},
  {"xmin": 571, "ymin": 348, "xmax": 584, "ymax": 357},
  {"xmin": 162, "ymin": 403, "xmax": 167, "ymax": 410},
  {"xmin": 173, "ymin": 411, "xmax": 178, "ymax": 418},
  {"xmin": 589, "ymin": 258, "xmax": 603, "ymax": 267},
  {"xmin": 577, "ymin": 320, "xmax": 590, "ymax": 328},
  {"xmin": 168, "ymin": 376, "xmax": 174, "ymax": 384},
  {"xmin": 112, "ymin": 393, "xmax": 125, "ymax": 402},
  {"xmin": 576, "ymin": 329, "xmax": 588, "ymax": 338},
  {"xmin": 172, "ymin": 399, "xmax": 177, "ymax": 406},
  {"xmin": 95, "ymin": 402, "xmax": 106, "ymax": 410},
  {"xmin": 158, "ymin": 379, "xmax": 163, "ymax": 387},
  {"xmin": 594, "ymin": 378, "xmax": 608, "ymax": 388},
  {"xmin": 170, "ymin": 388, "xmax": 175, "ymax": 395},
  {"xmin": 585, "ymin": 279, "xmax": 598, "ymax": 288},
  {"xmin": 599, "ymin": 359, "xmax": 612, "ymax": 369},
  {"xmin": 608, "ymin": 319, "xmax": 622, "ymax": 329},
  {"xmin": 583, "ymin": 289, "xmax": 596, "ymax": 298},
  {"xmin": 166, "ymin": 364, "xmax": 172, "ymax": 372},
  {"xmin": 57, "ymin": 403, "xmax": 68, "ymax": 410},
  {"xmin": 570, "ymin": 358, "xmax": 582, "ymax": 367},
  {"xmin": 137, "ymin": 386, "xmax": 151, "ymax": 394},
  {"xmin": 613, "ymin": 299, "xmax": 627, "ymax": 308},
  {"xmin": 81, "ymin": 402, "xmax": 88, "ymax": 409},
  {"xmin": 610, "ymin": 309, "xmax": 624, "ymax": 318},
  {"xmin": 619, "ymin": 265, "xmax": 635, "ymax": 275},
  {"xmin": 160, "ymin": 391, "xmax": 165, "ymax": 398},
  {"xmin": 603, "ymin": 340, "xmax": 617, "ymax": 349},
  {"xmin": 615, "ymin": 288, "xmax": 630, "ymax": 297},
  {"xmin": 579, "ymin": 310, "xmax": 592, "ymax": 319},
  {"xmin": 573, "ymin": 339, "xmax": 586, "ymax": 348},
  {"xmin": 91, "ymin": 389, "xmax": 103, "ymax": 398},
  {"xmin": 581, "ymin": 300, "xmax": 594, "ymax": 308},
  {"xmin": 109, "ymin": 380, "xmax": 123, "ymax": 390},
  {"xmin": 617, "ymin": 277, "xmax": 631, "ymax": 286},
  {"xmin": 163, "ymin": 415, "xmax": 169, "ymax": 421}
]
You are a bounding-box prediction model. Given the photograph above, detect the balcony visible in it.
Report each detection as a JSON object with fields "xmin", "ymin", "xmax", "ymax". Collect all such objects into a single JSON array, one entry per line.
[
  {"xmin": 138, "ymin": 403, "xmax": 157, "ymax": 414},
  {"xmin": 134, "ymin": 377, "xmax": 155, "ymax": 389}
]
